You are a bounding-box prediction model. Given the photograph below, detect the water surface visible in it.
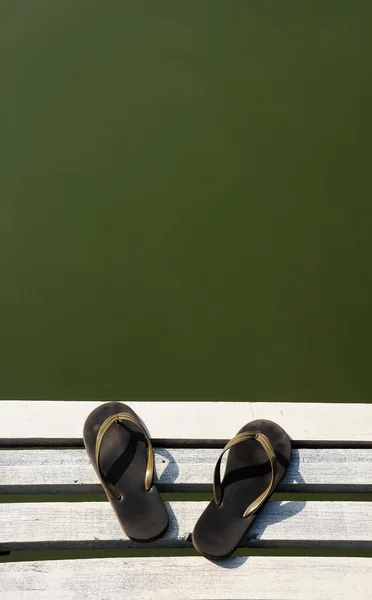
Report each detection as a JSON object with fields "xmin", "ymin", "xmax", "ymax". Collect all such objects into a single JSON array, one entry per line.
[{"xmin": 1, "ymin": 1, "xmax": 371, "ymax": 401}]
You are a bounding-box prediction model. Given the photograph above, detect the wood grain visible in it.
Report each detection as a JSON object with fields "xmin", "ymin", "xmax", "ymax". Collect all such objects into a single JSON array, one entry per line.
[
  {"xmin": 1, "ymin": 401, "xmax": 372, "ymax": 441},
  {"xmin": 0, "ymin": 556, "xmax": 371, "ymax": 599},
  {"xmin": 1, "ymin": 447, "xmax": 372, "ymax": 493},
  {"xmin": 1, "ymin": 501, "xmax": 371, "ymax": 550}
]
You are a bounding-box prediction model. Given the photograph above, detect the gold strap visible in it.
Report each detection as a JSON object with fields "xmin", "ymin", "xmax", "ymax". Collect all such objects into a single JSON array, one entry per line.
[
  {"xmin": 213, "ymin": 431, "xmax": 277, "ymax": 518},
  {"xmin": 95, "ymin": 412, "xmax": 154, "ymax": 499}
]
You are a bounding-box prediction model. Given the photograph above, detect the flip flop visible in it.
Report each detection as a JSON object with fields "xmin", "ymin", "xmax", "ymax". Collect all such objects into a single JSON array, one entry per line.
[
  {"xmin": 192, "ymin": 419, "xmax": 292, "ymax": 559},
  {"xmin": 83, "ymin": 402, "xmax": 168, "ymax": 542}
]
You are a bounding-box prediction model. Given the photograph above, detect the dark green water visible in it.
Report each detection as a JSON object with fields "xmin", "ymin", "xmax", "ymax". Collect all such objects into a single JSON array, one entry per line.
[{"xmin": 1, "ymin": 1, "xmax": 372, "ymax": 401}]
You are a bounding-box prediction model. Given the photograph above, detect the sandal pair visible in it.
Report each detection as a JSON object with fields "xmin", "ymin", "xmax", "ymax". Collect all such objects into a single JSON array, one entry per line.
[{"xmin": 83, "ymin": 402, "xmax": 292, "ymax": 559}]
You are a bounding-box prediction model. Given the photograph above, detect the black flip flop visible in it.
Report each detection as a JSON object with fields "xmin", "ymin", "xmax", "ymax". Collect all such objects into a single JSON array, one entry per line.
[
  {"xmin": 192, "ymin": 419, "xmax": 292, "ymax": 559},
  {"xmin": 83, "ymin": 402, "xmax": 168, "ymax": 542}
]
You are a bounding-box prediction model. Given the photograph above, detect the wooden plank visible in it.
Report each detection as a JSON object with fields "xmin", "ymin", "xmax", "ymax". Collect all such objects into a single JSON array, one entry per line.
[
  {"xmin": 0, "ymin": 556, "xmax": 370, "ymax": 599},
  {"xmin": 1, "ymin": 401, "xmax": 372, "ymax": 441},
  {"xmin": 1, "ymin": 448, "xmax": 372, "ymax": 494},
  {"xmin": 1, "ymin": 501, "xmax": 371, "ymax": 550}
]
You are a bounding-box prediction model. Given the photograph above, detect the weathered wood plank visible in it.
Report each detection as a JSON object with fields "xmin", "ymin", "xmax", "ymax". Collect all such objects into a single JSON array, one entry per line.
[
  {"xmin": 1, "ymin": 401, "xmax": 372, "ymax": 441},
  {"xmin": 0, "ymin": 556, "xmax": 370, "ymax": 599},
  {"xmin": 1, "ymin": 448, "xmax": 372, "ymax": 493},
  {"xmin": 1, "ymin": 501, "xmax": 371, "ymax": 550}
]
